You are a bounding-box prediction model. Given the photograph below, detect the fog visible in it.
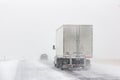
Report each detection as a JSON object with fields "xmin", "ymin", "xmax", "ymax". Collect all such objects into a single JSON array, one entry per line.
[{"xmin": 0, "ymin": 0, "xmax": 120, "ymax": 60}]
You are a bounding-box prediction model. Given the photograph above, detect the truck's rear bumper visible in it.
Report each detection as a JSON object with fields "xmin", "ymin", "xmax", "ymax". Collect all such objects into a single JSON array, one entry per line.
[{"xmin": 62, "ymin": 64, "xmax": 84, "ymax": 69}]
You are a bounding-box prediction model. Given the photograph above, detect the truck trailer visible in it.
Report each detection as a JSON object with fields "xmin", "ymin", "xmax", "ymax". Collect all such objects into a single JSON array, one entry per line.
[{"xmin": 54, "ymin": 25, "xmax": 93, "ymax": 70}]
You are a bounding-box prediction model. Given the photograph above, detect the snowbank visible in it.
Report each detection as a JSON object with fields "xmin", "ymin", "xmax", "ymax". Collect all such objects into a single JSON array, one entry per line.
[{"xmin": 0, "ymin": 60, "xmax": 19, "ymax": 80}]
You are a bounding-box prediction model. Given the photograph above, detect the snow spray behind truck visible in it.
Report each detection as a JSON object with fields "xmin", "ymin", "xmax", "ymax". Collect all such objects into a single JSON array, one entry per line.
[{"xmin": 53, "ymin": 25, "xmax": 93, "ymax": 70}]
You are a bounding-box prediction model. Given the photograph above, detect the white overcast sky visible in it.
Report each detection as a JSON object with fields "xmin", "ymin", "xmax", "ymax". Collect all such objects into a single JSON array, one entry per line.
[{"xmin": 0, "ymin": 0, "xmax": 120, "ymax": 60}]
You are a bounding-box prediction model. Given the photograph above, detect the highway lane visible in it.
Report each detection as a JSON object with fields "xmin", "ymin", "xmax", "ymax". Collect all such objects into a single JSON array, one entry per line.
[{"xmin": 15, "ymin": 60, "xmax": 120, "ymax": 80}]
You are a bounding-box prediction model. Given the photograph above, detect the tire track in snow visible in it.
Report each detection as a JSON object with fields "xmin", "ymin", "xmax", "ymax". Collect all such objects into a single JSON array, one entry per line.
[{"xmin": 42, "ymin": 60, "xmax": 120, "ymax": 80}]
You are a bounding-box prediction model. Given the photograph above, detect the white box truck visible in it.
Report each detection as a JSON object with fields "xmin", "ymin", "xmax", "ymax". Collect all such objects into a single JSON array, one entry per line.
[{"xmin": 54, "ymin": 25, "xmax": 93, "ymax": 70}]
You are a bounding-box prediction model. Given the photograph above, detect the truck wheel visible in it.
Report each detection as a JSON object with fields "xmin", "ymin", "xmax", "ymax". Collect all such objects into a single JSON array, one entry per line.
[
  {"xmin": 55, "ymin": 63, "xmax": 60, "ymax": 68},
  {"xmin": 60, "ymin": 65, "xmax": 64, "ymax": 70},
  {"xmin": 61, "ymin": 67, "xmax": 64, "ymax": 70},
  {"xmin": 56, "ymin": 65, "xmax": 59, "ymax": 68},
  {"xmin": 54, "ymin": 64, "xmax": 57, "ymax": 67}
]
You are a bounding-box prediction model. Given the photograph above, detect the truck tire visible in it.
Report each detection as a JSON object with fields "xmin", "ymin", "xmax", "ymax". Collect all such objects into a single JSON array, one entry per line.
[
  {"xmin": 61, "ymin": 66, "xmax": 64, "ymax": 70},
  {"xmin": 54, "ymin": 63, "xmax": 57, "ymax": 67},
  {"xmin": 54, "ymin": 63, "xmax": 60, "ymax": 68},
  {"xmin": 56, "ymin": 64, "xmax": 60, "ymax": 68}
]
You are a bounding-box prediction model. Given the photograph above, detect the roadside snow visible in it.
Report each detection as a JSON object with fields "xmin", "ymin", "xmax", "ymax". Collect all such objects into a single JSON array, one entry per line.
[
  {"xmin": 15, "ymin": 60, "xmax": 75, "ymax": 80},
  {"xmin": 0, "ymin": 60, "xmax": 19, "ymax": 80},
  {"xmin": 91, "ymin": 61, "xmax": 120, "ymax": 78}
]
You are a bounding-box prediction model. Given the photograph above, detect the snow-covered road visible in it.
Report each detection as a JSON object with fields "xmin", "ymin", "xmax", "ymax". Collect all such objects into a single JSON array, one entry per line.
[
  {"xmin": 42, "ymin": 60, "xmax": 120, "ymax": 80},
  {"xmin": 0, "ymin": 60, "xmax": 120, "ymax": 80},
  {"xmin": 15, "ymin": 60, "xmax": 120, "ymax": 80}
]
